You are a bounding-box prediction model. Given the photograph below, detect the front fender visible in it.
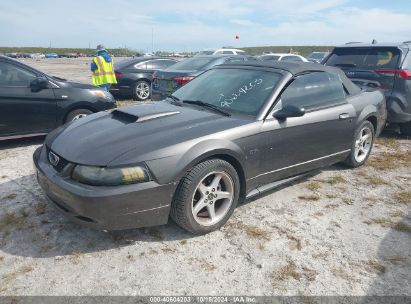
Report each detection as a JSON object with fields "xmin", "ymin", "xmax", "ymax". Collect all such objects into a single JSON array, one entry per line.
[{"xmin": 146, "ymin": 139, "xmax": 245, "ymax": 185}]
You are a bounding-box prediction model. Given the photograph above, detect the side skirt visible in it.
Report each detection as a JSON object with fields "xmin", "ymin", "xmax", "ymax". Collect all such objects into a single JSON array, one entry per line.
[{"xmin": 245, "ymin": 172, "xmax": 313, "ymax": 200}]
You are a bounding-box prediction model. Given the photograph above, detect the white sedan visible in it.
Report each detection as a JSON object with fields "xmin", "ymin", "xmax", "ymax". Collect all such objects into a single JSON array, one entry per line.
[{"xmin": 259, "ymin": 53, "xmax": 308, "ymax": 62}]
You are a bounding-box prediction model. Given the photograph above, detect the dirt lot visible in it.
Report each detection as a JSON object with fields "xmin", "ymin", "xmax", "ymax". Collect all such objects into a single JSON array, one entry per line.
[{"xmin": 0, "ymin": 58, "xmax": 410, "ymax": 296}]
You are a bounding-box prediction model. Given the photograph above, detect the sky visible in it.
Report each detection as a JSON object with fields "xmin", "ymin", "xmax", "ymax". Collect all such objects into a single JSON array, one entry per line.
[{"xmin": 0, "ymin": 0, "xmax": 411, "ymax": 52}]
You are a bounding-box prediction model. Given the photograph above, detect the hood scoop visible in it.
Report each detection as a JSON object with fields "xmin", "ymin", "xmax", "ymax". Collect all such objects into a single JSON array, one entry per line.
[{"xmin": 111, "ymin": 108, "xmax": 180, "ymax": 124}]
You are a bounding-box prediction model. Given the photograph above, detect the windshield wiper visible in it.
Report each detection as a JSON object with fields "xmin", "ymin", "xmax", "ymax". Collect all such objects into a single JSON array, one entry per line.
[
  {"xmin": 166, "ymin": 94, "xmax": 183, "ymax": 106},
  {"xmin": 182, "ymin": 100, "xmax": 231, "ymax": 117}
]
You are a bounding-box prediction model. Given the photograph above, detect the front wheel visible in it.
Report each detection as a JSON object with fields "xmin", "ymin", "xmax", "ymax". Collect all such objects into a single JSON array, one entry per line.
[
  {"xmin": 343, "ymin": 120, "xmax": 375, "ymax": 168},
  {"xmin": 65, "ymin": 109, "xmax": 93, "ymax": 123},
  {"xmin": 133, "ymin": 80, "xmax": 150, "ymax": 101},
  {"xmin": 170, "ymin": 159, "xmax": 240, "ymax": 235}
]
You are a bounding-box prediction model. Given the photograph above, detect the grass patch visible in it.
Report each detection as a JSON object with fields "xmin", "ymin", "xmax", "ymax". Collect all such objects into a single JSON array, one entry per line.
[
  {"xmin": 298, "ymin": 194, "xmax": 320, "ymax": 201},
  {"xmin": 179, "ymin": 240, "xmax": 187, "ymax": 245},
  {"xmin": 365, "ymin": 176, "xmax": 388, "ymax": 186},
  {"xmin": 243, "ymin": 224, "xmax": 272, "ymax": 241},
  {"xmin": 384, "ymin": 256, "xmax": 408, "ymax": 265},
  {"xmin": 326, "ymin": 193, "xmax": 338, "ymax": 199},
  {"xmin": 35, "ymin": 202, "xmax": 47, "ymax": 215},
  {"xmin": 275, "ymin": 260, "xmax": 301, "ymax": 281},
  {"xmin": 365, "ymin": 218, "xmax": 411, "ymax": 234},
  {"xmin": 342, "ymin": 198, "xmax": 354, "ymax": 205},
  {"xmin": 366, "ymin": 260, "xmax": 386, "ymax": 275},
  {"xmin": 306, "ymin": 182, "xmax": 321, "ymax": 191},
  {"xmin": 318, "ymin": 175, "xmax": 346, "ymax": 185},
  {"xmin": 367, "ymin": 151, "xmax": 411, "ymax": 171},
  {"xmin": 2, "ymin": 265, "xmax": 34, "ymax": 285},
  {"xmin": 394, "ymin": 191, "xmax": 411, "ymax": 204},
  {"xmin": 388, "ymin": 210, "xmax": 404, "ymax": 217},
  {"xmin": 1, "ymin": 193, "xmax": 17, "ymax": 201},
  {"xmin": 271, "ymin": 224, "xmax": 302, "ymax": 250},
  {"xmin": 325, "ymin": 204, "xmax": 339, "ymax": 209},
  {"xmin": 375, "ymin": 137, "xmax": 400, "ymax": 149}
]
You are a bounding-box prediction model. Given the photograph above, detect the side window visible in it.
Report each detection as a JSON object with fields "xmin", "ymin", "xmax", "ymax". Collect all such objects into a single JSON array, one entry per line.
[
  {"xmin": 145, "ymin": 60, "xmax": 157, "ymax": 70},
  {"xmin": 282, "ymin": 56, "xmax": 303, "ymax": 62},
  {"xmin": 0, "ymin": 61, "xmax": 37, "ymax": 86},
  {"xmin": 156, "ymin": 60, "xmax": 177, "ymax": 70},
  {"xmin": 223, "ymin": 51, "xmax": 234, "ymax": 54},
  {"xmin": 135, "ymin": 62, "xmax": 148, "ymax": 70},
  {"xmin": 281, "ymin": 72, "xmax": 346, "ymax": 110}
]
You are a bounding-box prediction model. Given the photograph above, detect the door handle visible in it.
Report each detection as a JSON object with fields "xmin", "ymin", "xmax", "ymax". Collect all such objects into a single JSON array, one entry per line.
[{"xmin": 339, "ymin": 113, "xmax": 350, "ymax": 120}]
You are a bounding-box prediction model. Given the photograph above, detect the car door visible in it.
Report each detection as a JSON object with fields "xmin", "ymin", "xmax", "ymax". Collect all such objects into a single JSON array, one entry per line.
[
  {"xmin": 0, "ymin": 60, "xmax": 57, "ymax": 136},
  {"xmin": 257, "ymin": 71, "xmax": 356, "ymax": 185}
]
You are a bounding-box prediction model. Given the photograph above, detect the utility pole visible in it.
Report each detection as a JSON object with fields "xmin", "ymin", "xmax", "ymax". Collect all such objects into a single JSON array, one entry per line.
[{"xmin": 151, "ymin": 27, "xmax": 154, "ymax": 54}]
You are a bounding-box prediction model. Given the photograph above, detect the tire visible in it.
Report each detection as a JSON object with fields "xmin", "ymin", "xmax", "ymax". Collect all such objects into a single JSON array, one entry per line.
[
  {"xmin": 133, "ymin": 80, "xmax": 150, "ymax": 101},
  {"xmin": 343, "ymin": 120, "xmax": 375, "ymax": 168},
  {"xmin": 170, "ymin": 159, "xmax": 240, "ymax": 235},
  {"xmin": 65, "ymin": 109, "xmax": 93, "ymax": 123},
  {"xmin": 399, "ymin": 121, "xmax": 411, "ymax": 137}
]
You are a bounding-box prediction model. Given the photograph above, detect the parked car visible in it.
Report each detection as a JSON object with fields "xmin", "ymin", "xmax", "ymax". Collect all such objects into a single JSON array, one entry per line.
[
  {"xmin": 259, "ymin": 53, "xmax": 308, "ymax": 62},
  {"xmin": 45, "ymin": 53, "xmax": 59, "ymax": 59},
  {"xmin": 34, "ymin": 61, "xmax": 386, "ymax": 234},
  {"xmin": 151, "ymin": 54, "xmax": 257, "ymax": 100},
  {"xmin": 110, "ymin": 57, "xmax": 178, "ymax": 100},
  {"xmin": 196, "ymin": 49, "xmax": 248, "ymax": 56},
  {"xmin": 323, "ymin": 41, "xmax": 411, "ymax": 135},
  {"xmin": 0, "ymin": 55, "xmax": 116, "ymax": 140},
  {"xmin": 307, "ymin": 51, "xmax": 330, "ymax": 63}
]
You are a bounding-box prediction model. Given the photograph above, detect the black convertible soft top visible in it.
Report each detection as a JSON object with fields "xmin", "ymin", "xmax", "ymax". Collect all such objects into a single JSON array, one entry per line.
[{"xmin": 221, "ymin": 61, "xmax": 362, "ymax": 96}]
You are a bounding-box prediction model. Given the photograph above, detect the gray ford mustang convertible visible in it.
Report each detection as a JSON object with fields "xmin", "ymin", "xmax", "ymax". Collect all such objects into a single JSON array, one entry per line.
[{"xmin": 34, "ymin": 61, "xmax": 386, "ymax": 234}]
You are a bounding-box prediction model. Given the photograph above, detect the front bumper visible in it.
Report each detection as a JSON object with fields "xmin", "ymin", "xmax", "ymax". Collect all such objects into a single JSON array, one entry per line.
[{"xmin": 33, "ymin": 146, "xmax": 176, "ymax": 230}]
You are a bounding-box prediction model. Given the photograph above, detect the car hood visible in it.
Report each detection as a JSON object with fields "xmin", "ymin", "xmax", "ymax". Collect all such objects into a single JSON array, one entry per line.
[
  {"xmin": 49, "ymin": 101, "xmax": 249, "ymax": 166},
  {"xmin": 52, "ymin": 78, "xmax": 96, "ymax": 90}
]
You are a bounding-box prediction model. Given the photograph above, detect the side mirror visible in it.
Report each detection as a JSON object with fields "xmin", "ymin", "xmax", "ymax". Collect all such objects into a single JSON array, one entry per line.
[
  {"xmin": 273, "ymin": 105, "xmax": 305, "ymax": 120},
  {"xmin": 30, "ymin": 77, "xmax": 49, "ymax": 92}
]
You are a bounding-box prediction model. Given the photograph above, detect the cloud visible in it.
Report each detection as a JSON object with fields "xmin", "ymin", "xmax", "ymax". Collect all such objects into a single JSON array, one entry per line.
[
  {"xmin": 0, "ymin": 0, "xmax": 410, "ymax": 50},
  {"xmin": 230, "ymin": 19, "xmax": 255, "ymax": 26}
]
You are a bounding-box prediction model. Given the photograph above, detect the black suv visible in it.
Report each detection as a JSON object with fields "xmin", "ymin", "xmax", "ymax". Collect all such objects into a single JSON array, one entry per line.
[{"xmin": 323, "ymin": 41, "xmax": 411, "ymax": 135}]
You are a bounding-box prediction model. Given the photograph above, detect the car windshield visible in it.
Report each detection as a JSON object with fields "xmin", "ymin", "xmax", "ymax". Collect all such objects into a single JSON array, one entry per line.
[
  {"xmin": 172, "ymin": 68, "xmax": 282, "ymax": 116},
  {"xmin": 325, "ymin": 47, "xmax": 400, "ymax": 70},
  {"xmin": 166, "ymin": 57, "xmax": 216, "ymax": 71}
]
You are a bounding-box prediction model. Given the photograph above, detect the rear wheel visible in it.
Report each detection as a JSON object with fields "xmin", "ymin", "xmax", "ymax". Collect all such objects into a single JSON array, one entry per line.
[
  {"xmin": 170, "ymin": 159, "xmax": 240, "ymax": 234},
  {"xmin": 133, "ymin": 80, "xmax": 150, "ymax": 101},
  {"xmin": 343, "ymin": 120, "xmax": 375, "ymax": 168},
  {"xmin": 399, "ymin": 121, "xmax": 411, "ymax": 137},
  {"xmin": 65, "ymin": 109, "xmax": 93, "ymax": 123}
]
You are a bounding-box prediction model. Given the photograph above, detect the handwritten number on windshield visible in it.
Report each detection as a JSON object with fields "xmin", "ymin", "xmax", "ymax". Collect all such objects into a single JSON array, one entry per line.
[{"xmin": 219, "ymin": 79, "xmax": 263, "ymax": 108}]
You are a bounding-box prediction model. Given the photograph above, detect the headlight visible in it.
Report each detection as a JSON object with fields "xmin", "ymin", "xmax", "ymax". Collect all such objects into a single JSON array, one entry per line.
[
  {"xmin": 72, "ymin": 164, "xmax": 151, "ymax": 186},
  {"xmin": 90, "ymin": 90, "xmax": 113, "ymax": 100}
]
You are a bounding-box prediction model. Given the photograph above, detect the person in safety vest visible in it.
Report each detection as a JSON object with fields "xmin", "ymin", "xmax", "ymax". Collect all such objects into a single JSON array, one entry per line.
[{"xmin": 90, "ymin": 44, "xmax": 117, "ymax": 91}]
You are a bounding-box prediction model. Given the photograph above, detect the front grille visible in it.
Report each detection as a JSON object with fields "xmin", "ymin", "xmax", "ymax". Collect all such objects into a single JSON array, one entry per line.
[{"xmin": 46, "ymin": 147, "xmax": 70, "ymax": 172}]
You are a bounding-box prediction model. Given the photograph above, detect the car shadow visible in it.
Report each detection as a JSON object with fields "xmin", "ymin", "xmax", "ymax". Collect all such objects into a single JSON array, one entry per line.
[
  {"xmin": 366, "ymin": 210, "xmax": 411, "ymax": 297},
  {"xmin": 0, "ymin": 174, "xmax": 194, "ymax": 259},
  {"xmin": 0, "ymin": 135, "xmax": 45, "ymax": 150}
]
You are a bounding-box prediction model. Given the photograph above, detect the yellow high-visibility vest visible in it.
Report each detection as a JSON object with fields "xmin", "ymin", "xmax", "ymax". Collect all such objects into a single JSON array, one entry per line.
[{"xmin": 92, "ymin": 56, "xmax": 117, "ymax": 86}]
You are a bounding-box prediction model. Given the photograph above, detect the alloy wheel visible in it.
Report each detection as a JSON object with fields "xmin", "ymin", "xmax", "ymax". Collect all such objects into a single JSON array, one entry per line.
[
  {"xmin": 354, "ymin": 126, "xmax": 373, "ymax": 163},
  {"xmin": 72, "ymin": 113, "xmax": 88, "ymax": 121},
  {"xmin": 191, "ymin": 171, "xmax": 234, "ymax": 226},
  {"xmin": 135, "ymin": 82, "xmax": 150, "ymax": 100}
]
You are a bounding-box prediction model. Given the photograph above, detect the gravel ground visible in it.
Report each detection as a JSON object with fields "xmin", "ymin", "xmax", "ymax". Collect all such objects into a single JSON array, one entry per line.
[{"xmin": 0, "ymin": 58, "xmax": 410, "ymax": 296}]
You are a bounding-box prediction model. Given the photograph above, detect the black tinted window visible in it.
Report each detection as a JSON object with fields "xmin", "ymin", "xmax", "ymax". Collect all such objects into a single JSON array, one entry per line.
[
  {"xmin": 0, "ymin": 61, "xmax": 37, "ymax": 86},
  {"xmin": 281, "ymin": 72, "xmax": 345, "ymax": 110},
  {"xmin": 167, "ymin": 57, "xmax": 216, "ymax": 71},
  {"xmin": 225, "ymin": 57, "xmax": 245, "ymax": 63},
  {"xmin": 325, "ymin": 47, "xmax": 400, "ymax": 70},
  {"xmin": 173, "ymin": 68, "xmax": 282, "ymax": 116},
  {"xmin": 155, "ymin": 60, "xmax": 177, "ymax": 69}
]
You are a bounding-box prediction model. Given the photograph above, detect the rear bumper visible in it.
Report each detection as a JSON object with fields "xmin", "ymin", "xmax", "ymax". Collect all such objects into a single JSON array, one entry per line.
[{"xmin": 33, "ymin": 146, "xmax": 175, "ymax": 230}]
